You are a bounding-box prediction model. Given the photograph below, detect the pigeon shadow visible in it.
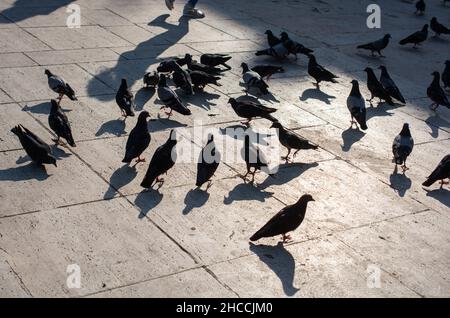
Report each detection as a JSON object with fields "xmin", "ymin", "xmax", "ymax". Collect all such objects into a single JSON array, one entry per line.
[
  {"xmin": 0, "ymin": 0, "xmax": 75, "ymax": 24},
  {"xmin": 104, "ymin": 164, "xmax": 139, "ymax": 199},
  {"xmin": 134, "ymin": 189, "xmax": 164, "ymax": 219},
  {"xmin": 22, "ymin": 102, "xmax": 51, "ymax": 115},
  {"xmin": 258, "ymin": 162, "xmax": 319, "ymax": 189},
  {"xmin": 389, "ymin": 166, "xmax": 412, "ymax": 197},
  {"xmin": 366, "ymin": 102, "xmax": 403, "ymax": 121},
  {"xmin": 224, "ymin": 182, "xmax": 273, "ymax": 205},
  {"xmin": 341, "ymin": 127, "xmax": 365, "ymax": 152},
  {"xmin": 0, "ymin": 162, "xmax": 51, "ymax": 182},
  {"xmin": 219, "ymin": 125, "xmax": 273, "ymax": 145},
  {"xmin": 51, "ymin": 146, "xmax": 72, "ymax": 160},
  {"xmin": 249, "ymin": 242, "xmax": 299, "ymax": 296},
  {"xmin": 425, "ymin": 114, "xmax": 450, "ymax": 139},
  {"xmin": 182, "ymin": 188, "xmax": 210, "ymax": 215},
  {"xmin": 300, "ymin": 88, "xmax": 336, "ymax": 105},
  {"xmin": 95, "ymin": 119, "xmax": 127, "ymax": 137},
  {"xmin": 149, "ymin": 117, "xmax": 187, "ymax": 133},
  {"xmin": 135, "ymin": 87, "xmax": 156, "ymax": 111},
  {"xmin": 185, "ymin": 90, "xmax": 221, "ymax": 111},
  {"xmin": 424, "ymin": 188, "xmax": 450, "ymax": 208}
]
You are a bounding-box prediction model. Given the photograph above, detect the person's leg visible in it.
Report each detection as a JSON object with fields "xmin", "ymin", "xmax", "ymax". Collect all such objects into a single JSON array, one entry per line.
[
  {"xmin": 187, "ymin": 0, "xmax": 198, "ymax": 7},
  {"xmin": 184, "ymin": 0, "xmax": 205, "ymax": 18},
  {"xmin": 165, "ymin": 0, "xmax": 175, "ymax": 10}
]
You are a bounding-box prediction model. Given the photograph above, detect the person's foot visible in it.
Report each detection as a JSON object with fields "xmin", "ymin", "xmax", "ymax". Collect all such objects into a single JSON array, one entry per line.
[
  {"xmin": 183, "ymin": 4, "xmax": 205, "ymax": 18},
  {"xmin": 165, "ymin": 0, "xmax": 174, "ymax": 10}
]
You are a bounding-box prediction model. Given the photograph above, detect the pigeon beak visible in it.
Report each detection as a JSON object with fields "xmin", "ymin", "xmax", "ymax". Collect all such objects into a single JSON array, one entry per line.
[{"xmin": 53, "ymin": 162, "xmax": 57, "ymax": 167}]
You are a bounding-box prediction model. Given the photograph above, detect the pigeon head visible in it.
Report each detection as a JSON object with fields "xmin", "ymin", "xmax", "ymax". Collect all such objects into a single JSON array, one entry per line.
[
  {"xmin": 169, "ymin": 129, "xmax": 177, "ymax": 143},
  {"xmin": 350, "ymin": 79, "xmax": 359, "ymax": 86},
  {"xmin": 240, "ymin": 62, "xmax": 250, "ymax": 73},
  {"xmin": 184, "ymin": 53, "xmax": 193, "ymax": 63},
  {"xmin": 270, "ymin": 121, "xmax": 283, "ymax": 129},
  {"xmin": 307, "ymin": 54, "xmax": 316, "ymax": 61},
  {"xmin": 400, "ymin": 123, "xmax": 411, "ymax": 137},
  {"xmin": 431, "ymin": 71, "xmax": 440, "ymax": 77},
  {"xmin": 44, "ymin": 69, "xmax": 53, "ymax": 77},
  {"xmin": 264, "ymin": 30, "xmax": 273, "ymax": 35},
  {"xmin": 159, "ymin": 74, "xmax": 167, "ymax": 86},
  {"xmin": 120, "ymin": 78, "xmax": 128, "ymax": 87},
  {"xmin": 384, "ymin": 34, "xmax": 392, "ymax": 39},
  {"xmin": 297, "ymin": 194, "xmax": 315, "ymax": 205},
  {"xmin": 363, "ymin": 67, "xmax": 374, "ymax": 73},
  {"xmin": 138, "ymin": 110, "xmax": 150, "ymax": 121},
  {"xmin": 207, "ymin": 133, "xmax": 214, "ymax": 143},
  {"xmin": 280, "ymin": 32, "xmax": 288, "ymax": 41},
  {"xmin": 227, "ymin": 97, "xmax": 236, "ymax": 105},
  {"xmin": 431, "ymin": 17, "xmax": 437, "ymax": 23},
  {"xmin": 378, "ymin": 65, "xmax": 387, "ymax": 72},
  {"xmin": 422, "ymin": 24, "xmax": 429, "ymax": 31}
]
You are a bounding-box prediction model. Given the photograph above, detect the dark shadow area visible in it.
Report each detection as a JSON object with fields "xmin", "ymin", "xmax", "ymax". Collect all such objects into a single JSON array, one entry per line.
[
  {"xmin": 389, "ymin": 166, "xmax": 412, "ymax": 198},
  {"xmin": 249, "ymin": 242, "xmax": 299, "ymax": 296},
  {"xmin": 425, "ymin": 188, "xmax": 450, "ymax": 208},
  {"xmin": 104, "ymin": 164, "xmax": 138, "ymax": 199},
  {"xmin": 22, "ymin": 102, "xmax": 51, "ymax": 115},
  {"xmin": 185, "ymin": 90, "xmax": 221, "ymax": 111},
  {"xmin": 135, "ymin": 87, "xmax": 155, "ymax": 111},
  {"xmin": 149, "ymin": 117, "xmax": 187, "ymax": 133},
  {"xmin": 219, "ymin": 124, "xmax": 273, "ymax": 146},
  {"xmin": 425, "ymin": 114, "xmax": 450, "ymax": 139},
  {"xmin": 0, "ymin": 0, "xmax": 75, "ymax": 23},
  {"xmin": 258, "ymin": 162, "xmax": 318, "ymax": 189},
  {"xmin": 365, "ymin": 102, "xmax": 403, "ymax": 121},
  {"xmin": 134, "ymin": 189, "xmax": 164, "ymax": 219},
  {"xmin": 224, "ymin": 182, "xmax": 273, "ymax": 205},
  {"xmin": 95, "ymin": 119, "xmax": 127, "ymax": 137},
  {"xmin": 300, "ymin": 88, "xmax": 336, "ymax": 105},
  {"xmin": 341, "ymin": 127, "xmax": 365, "ymax": 152},
  {"xmin": 0, "ymin": 162, "xmax": 50, "ymax": 181},
  {"xmin": 51, "ymin": 146, "xmax": 72, "ymax": 160},
  {"xmin": 183, "ymin": 188, "xmax": 210, "ymax": 214}
]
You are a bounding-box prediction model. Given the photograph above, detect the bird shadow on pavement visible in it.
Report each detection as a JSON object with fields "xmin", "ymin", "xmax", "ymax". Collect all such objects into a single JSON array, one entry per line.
[
  {"xmin": 0, "ymin": 162, "xmax": 50, "ymax": 182},
  {"xmin": 185, "ymin": 90, "xmax": 221, "ymax": 111},
  {"xmin": 425, "ymin": 114, "xmax": 450, "ymax": 139},
  {"xmin": 300, "ymin": 88, "xmax": 336, "ymax": 105},
  {"xmin": 135, "ymin": 87, "xmax": 156, "ymax": 111},
  {"xmin": 148, "ymin": 116, "xmax": 187, "ymax": 133},
  {"xmin": 219, "ymin": 125, "xmax": 273, "ymax": 146},
  {"xmin": 104, "ymin": 164, "xmax": 139, "ymax": 199},
  {"xmin": 365, "ymin": 102, "xmax": 403, "ymax": 121},
  {"xmin": 224, "ymin": 182, "xmax": 273, "ymax": 205},
  {"xmin": 22, "ymin": 102, "xmax": 51, "ymax": 115},
  {"xmin": 424, "ymin": 188, "xmax": 450, "ymax": 208},
  {"xmin": 249, "ymin": 242, "xmax": 299, "ymax": 296},
  {"xmin": 183, "ymin": 188, "xmax": 210, "ymax": 214},
  {"xmin": 258, "ymin": 162, "xmax": 318, "ymax": 189},
  {"xmin": 341, "ymin": 127, "xmax": 365, "ymax": 152},
  {"xmin": 134, "ymin": 188, "xmax": 164, "ymax": 219},
  {"xmin": 389, "ymin": 166, "xmax": 412, "ymax": 197},
  {"xmin": 95, "ymin": 119, "xmax": 127, "ymax": 137}
]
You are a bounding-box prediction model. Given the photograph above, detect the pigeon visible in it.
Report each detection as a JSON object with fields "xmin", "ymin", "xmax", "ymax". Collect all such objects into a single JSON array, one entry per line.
[
  {"xmin": 364, "ymin": 67, "xmax": 394, "ymax": 106},
  {"xmin": 45, "ymin": 69, "xmax": 77, "ymax": 105},
  {"xmin": 168, "ymin": 61, "xmax": 193, "ymax": 95},
  {"xmin": 255, "ymin": 42, "xmax": 289, "ymax": 60},
  {"xmin": 184, "ymin": 54, "xmax": 222, "ymax": 74},
  {"xmin": 427, "ymin": 71, "xmax": 450, "ymax": 110},
  {"xmin": 141, "ymin": 129, "xmax": 177, "ymax": 189},
  {"xmin": 271, "ymin": 121, "xmax": 318, "ymax": 162},
  {"xmin": 188, "ymin": 70, "xmax": 221, "ymax": 90},
  {"xmin": 251, "ymin": 65, "xmax": 285, "ymax": 81},
  {"xmin": 143, "ymin": 71, "xmax": 159, "ymax": 88},
  {"xmin": 392, "ymin": 123, "xmax": 414, "ymax": 173},
  {"xmin": 399, "ymin": 24, "xmax": 428, "ymax": 47},
  {"xmin": 122, "ymin": 111, "xmax": 151, "ymax": 164},
  {"xmin": 280, "ymin": 32, "xmax": 313, "ymax": 59},
  {"xmin": 307, "ymin": 54, "xmax": 338, "ymax": 88},
  {"xmin": 265, "ymin": 30, "xmax": 282, "ymax": 47},
  {"xmin": 157, "ymin": 74, "xmax": 191, "ymax": 118},
  {"xmin": 430, "ymin": 17, "xmax": 450, "ymax": 36},
  {"xmin": 242, "ymin": 133, "xmax": 273, "ymax": 183},
  {"xmin": 379, "ymin": 65, "xmax": 406, "ymax": 104},
  {"xmin": 115, "ymin": 79, "xmax": 135, "ymax": 118},
  {"xmin": 443, "ymin": 60, "xmax": 450, "ymax": 90},
  {"xmin": 11, "ymin": 124, "xmax": 57, "ymax": 167},
  {"xmin": 346, "ymin": 80, "xmax": 368, "ymax": 131},
  {"xmin": 228, "ymin": 97, "xmax": 277, "ymax": 125},
  {"xmin": 356, "ymin": 34, "xmax": 391, "ymax": 57},
  {"xmin": 415, "ymin": 0, "xmax": 426, "ymax": 15},
  {"xmin": 250, "ymin": 194, "xmax": 314, "ymax": 243},
  {"xmin": 196, "ymin": 134, "xmax": 220, "ymax": 190},
  {"xmin": 157, "ymin": 56, "xmax": 188, "ymax": 73},
  {"xmin": 200, "ymin": 53, "xmax": 232, "ymax": 70},
  {"xmin": 422, "ymin": 155, "xmax": 450, "ymax": 188},
  {"xmin": 48, "ymin": 99, "xmax": 76, "ymax": 147},
  {"xmin": 241, "ymin": 62, "xmax": 269, "ymax": 95}
]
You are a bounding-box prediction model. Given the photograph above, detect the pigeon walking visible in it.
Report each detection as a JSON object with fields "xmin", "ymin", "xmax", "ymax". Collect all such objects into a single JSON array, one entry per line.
[
  {"xmin": 200, "ymin": 53, "xmax": 232, "ymax": 70},
  {"xmin": 188, "ymin": 70, "xmax": 221, "ymax": 90},
  {"xmin": 427, "ymin": 71, "xmax": 450, "ymax": 110},
  {"xmin": 443, "ymin": 60, "xmax": 450, "ymax": 90},
  {"xmin": 196, "ymin": 134, "xmax": 220, "ymax": 190},
  {"xmin": 392, "ymin": 123, "xmax": 414, "ymax": 173},
  {"xmin": 307, "ymin": 54, "xmax": 338, "ymax": 88},
  {"xmin": 168, "ymin": 61, "xmax": 193, "ymax": 95},
  {"xmin": 116, "ymin": 79, "xmax": 135, "ymax": 118},
  {"xmin": 251, "ymin": 65, "xmax": 285, "ymax": 81},
  {"xmin": 157, "ymin": 74, "xmax": 191, "ymax": 118},
  {"xmin": 379, "ymin": 66, "xmax": 406, "ymax": 104},
  {"xmin": 356, "ymin": 34, "xmax": 391, "ymax": 57},
  {"xmin": 422, "ymin": 155, "xmax": 450, "ymax": 188},
  {"xmin": 415, "ymin": 0, "xmax": 426, "ymax": 15},
  {"xmin": 430, "ymin": 17, "xmax": 450, "ymax": 36},
  {"xmin": 364, "ymin": 67, "xmax": 394, "ymax": 106},
  {"xmin": 140, "ymin": 130, "xmax": 177, "ymax": 189},
  {"xmin": 242, "ymin": 133, "xmax": 273, "ymax": 183},
  {"xmin": 250, "ymin": 194, "xmax": 314, "ymax": 243},
  {"xmin": 143, "ymin": 71, "xmax": 159, "ymax": 88},
  {"xmin": 45, "ymin": 69, "xmax": 77, "ymax": 105},
  {"xmin": 184, "ymin": 54, "xmax": 222, "ymax": 74},
  {"xmin": 241, "ymin": 62, "xmax": 269, "ymax": 95},
  {"xmin": 11, "ymin": 124, "xmax": 57, "ymax": 167},
  {"xmin": 228, "ymin": 97, "xmax": 277, "ymax": 125},
  {"xmin": 346, "ymin": 80, "xmax": 368, "ymax": 130},
  {"xmin": 122, "ymin": 111, "xmax": 151, "ymax": 164},
  {"xmin": 399, "ymin": 24, "xmax": 428, "ymax": 47},
  {"xmin": 48, "ymin": 99, "xmax": 76, "ymax": 147},
  {"xmin": 280, "ymin": 32, "xmax": 313, "ymax": 59},
  {"xmin": 265, "ymin": 30, "xmax": 282, "ymax": 47},
  {"xmin": 271, "ymin": 121, "xmax": 318, "ymax": 162}
]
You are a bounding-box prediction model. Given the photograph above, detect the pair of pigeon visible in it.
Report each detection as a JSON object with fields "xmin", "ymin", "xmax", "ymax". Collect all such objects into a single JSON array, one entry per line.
[
  {"xmin": 256, "ymin": 30, "xmax": 313, "ymax": 60},
  {"xmin": 364, "ymin": 66, "xmax": 404, "ymax": 106}
]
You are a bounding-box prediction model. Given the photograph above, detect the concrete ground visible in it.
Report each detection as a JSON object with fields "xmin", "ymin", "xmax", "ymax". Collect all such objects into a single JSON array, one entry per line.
[{"xmin": 0, "ymin": 0, "xmax": 449, "ymax": 298}]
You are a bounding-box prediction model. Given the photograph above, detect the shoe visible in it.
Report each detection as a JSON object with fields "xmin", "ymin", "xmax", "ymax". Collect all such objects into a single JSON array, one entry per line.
[
  {"xmin": 165, "ymin": 0, "xmax": 174, "ymax": 10},
  {"xmin": 183, "ymin": 4, "xmax": 205, "ymax": 18}
]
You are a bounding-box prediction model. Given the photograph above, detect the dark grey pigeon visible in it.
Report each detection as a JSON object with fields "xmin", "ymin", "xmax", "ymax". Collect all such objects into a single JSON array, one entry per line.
[
  {"xmin": 122, "ymin": 111, "xmax": 151, "ymax": 164},
  {"xmin": 392, "ymin": 123, "xmax": 414, "ymax": 173},
  {"xmin": 346, "ymin": 80, "xmax": 368, "ymax": 130},
  {"xmin": 271, "ymin": 121, "xmax": 318, "ymax": 162},
  {"xmin": 184, "ymin": 54, "xmax": 222, "ymax": 74},
  {"xmin": 422, "ymin": 155, "xmax": 450, "ymax": 188},
  {"xmin": 280, "ymin": 32, "xmax": 313, "ymax": 59},
  {"xmin": 399, "ymin": 24, "xmax": 428, "ymax": 47},
  {"xmin": 45, "ymin": 69, "xmax": 77, "ymax": 105},
  {"xmin": 265, "ymin": 30, "xmax": 282, "ymax": 47},
  {"xmin": 415, "ymin": 0, "xmax": 425, "ymax": 15},
  {"xmin": 11, "ymin": 124, "xmax": 57, "ymax": 167},
  {"xmin": 200, "ymin": 54, "xmax": 232, "ymax": 70},
  {"xmin": 48, "ymin": 99, "xmax": 75, "ymax": 147},
  {"xmin": 307, "ymin": 54, "xmax": 338, "ymax": 88},
  {"xmin": 250, "ymin": 194, "xmax": 314, "ymax": 243},
  {"xmin": 357, "ymin": 34, "xmax": 391, "ymax": 57},
  {"xmin": 196, "ymin": 134, "xmax": 220, "ymax": 190},
  {"xmin": 188, "ymin": 70, "xmax": 221, "ymax": 90},
  {"xmin": 228, "ymin": 97, "xmax": 277, "ymax": 125},
  {"xmin": 364, "ymin": 67, "xmax": 394, "ymax": 106},
  {"xmin": 241, "ymin": 133, "xmax": 273, "ymax": 183},
  {"xmin": 143, "ymin": 71, "xmax": 159, "ymax": 88},
  {"xmin": 241, "ymin": 62, "xmax": 269, "ymax": 95},
  {"xmin": 430, "ymin": 17, "xmax": 450, "ymax": 36},
  {"xmin": 157, "ymin": 56, "xmax": 188, "ymax": 73},
  {"xmin": 255, "ymin": 42, "xmax": 289, "ymax": 60},
  {"xmin": 379, "ymin": 66, "xmax": 406, "ymax": 104},
  {"xmin": 427, "ymin": 71, "xmax": 450, "ymax": 110},
  {"xmin": 157, "ymin": 74, "xmax": 191, "ymax": 118},
  {"xmin": 251, "ymin": 65, "xmax": 285, "ymax": 81},
  {"xmin": 443, "ymin": 61, "xmax": 450, "ymax": 90},
  {"xmin": 116, "ymin": 79, "xmax": 135, "ymax": 118},
  {"xmin": 168, "ymin": 61, "xmax": 193, "ymax": 95}
]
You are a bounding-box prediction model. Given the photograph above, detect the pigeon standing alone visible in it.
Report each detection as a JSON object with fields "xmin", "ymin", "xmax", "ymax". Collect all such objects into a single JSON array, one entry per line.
[
  {"xmin": 228, "ymin": 97, "xmax": 277, "ymax": 125},
  {"xmin": 427, "ymin": 71, "xmax": 450, "ymax": 110},
  {"xmin": 443, "ymin": 61, "xmax": 450, "ymax": 90},
  {"xmin": 200, "ymin": 53, "xmax": 232, "ymax": 70},
  {"xmin": 45, "ymin": 69, "xmax": 77, "ymax": 105},
  {"xmin": 415, "ymin": 0, "xmax": 426, "ymax": 15},
  {"xmin": 364, "ymin": 67, "xmax": 394, "ymax": 106},
  {"xmin": 307, "ymin": 54, "xmax": 338, "ymax": 88},
  {"xmin": 143, "ymin": 71, "xmax": 160, "ymax": 88},
  {"xmin": 157, "ymin": 74, "xmax": 191, "ymax": 118},
  {"xmin": 392, "ymin": 123, "xmax": 414, "ymax": 173},
  {"xmin": 346, "ymin": 80, "xmax": 368, "ymax": 130},
  {"xmin": 48, "ymin": 99, "xmax": 76, "ymax": 147},
  {"xmin": 379, "ymin": 66, "xmax": 406, "ymax": 104},
  {"xmin": 251, "ymin": 65, "xmax": 285, "ymax": 81},
  {"xmin": 250, "ymin": 194, "xmax": 315, "ymax": 243},
  {"xmin": 399, "ymin": 24, "xmax": 428, "ymax": 47},
  {"xmin": 122, "ymin": 111, "xmax": 151, "ymax": 164},
  {"xmin": 115, "ymin": 79, "xmax": 135, "ymax": 118},
  {"xmin": 430, "ymin": 17, "xmax": 450, "ymax": 36},
  {"xmin": 356, "ymin": 34, "xmax": 391, "ymax": 57},
  {"xmin": 196, "ymin": 134, "xmax": 220, "ymax": 190},
  {"xmin": 422, "ymin": 155, "xmax": 450, "ymax": 189},
  {"xmin": 241, "ymin": 62, "xmax": 270, "ymax": 95}
]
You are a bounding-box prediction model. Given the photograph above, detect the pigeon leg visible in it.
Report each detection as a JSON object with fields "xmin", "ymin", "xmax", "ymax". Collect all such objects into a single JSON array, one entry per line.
[
  {"xmin": 136, "ymin": 156, "xmax": 146, "ymax": 163},
  {"xmin": 57, "ymin": 94, "xmax": 63, "ymax": 105},
  {"xmin": 52, "ymin": 136, "xmax": 60, "ymax": 145},
  {"xmin": 401, "ymin": 162, "xmax": 409, "ymax": 173},
  {"xmin": 430, "ymin": 103, "xmax": 439, "ymax": 111},
  {"xmin": 439, "ymin": 180, "xmax": 449, "ymax": 189},
  {"xmin": 293, "ymin": 149, "xmax": 300, "ymax": 158},
  {"xmin": 241, "ymin": 119, "xmax": 251, "ymax": 127},
  {"xmin": 160, "ymin": 106, "xmax": 166, "ymax": 110},
  {"xmin": 378, "ymin": 51, "xmax": 385, "ymax": 58},
  {"xmin": 281, "ymin": 233, "xmax": 292, "ymax": 243},
  {"xmin": 165, "ymin": 109, "xmax": 173, "ymax": 118},
  {"xmin": 205, "ymin": 180, "xmax": 213, "ymax": 191},
  {"xmin": 250, "ymin": 169, "xmax": 256, "ymax": 184},
  {"xmin": 281, "ymin": 149, "xmax": 291, "ymax": 162}
]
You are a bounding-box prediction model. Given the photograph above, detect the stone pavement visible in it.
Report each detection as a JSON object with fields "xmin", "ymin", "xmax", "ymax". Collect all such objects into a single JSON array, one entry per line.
[{"xmin": 0, "ymin": 0, "xmax": 449, "ymax": 297}]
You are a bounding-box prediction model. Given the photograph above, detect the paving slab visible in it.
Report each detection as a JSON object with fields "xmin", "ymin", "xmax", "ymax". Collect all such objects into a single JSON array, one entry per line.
[
  {"xmin": 0, "ymin": 252, "xmax": 32, "ymax": 297},
  {"xmin": 25, "ymin": 48, "xmax": 120, "ymax": 65},
  {"xmin": 0, "ymin": 88, "xmax": 12, "ymax": 103},
  {"xmin": 82, "ymin": 9, "xmax": 134, "ymax": 27},
  {"xmin": 0, "ymin": 52, "xmax": 36, "ymax": 68},
  {"xmin": 0, "ymin": 28, "xmax": 50, "ymax": 53}
]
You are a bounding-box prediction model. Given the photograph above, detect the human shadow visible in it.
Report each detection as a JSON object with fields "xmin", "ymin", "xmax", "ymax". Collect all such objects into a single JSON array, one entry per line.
[
  {"xmin": 104, "ymin": 165, "xmax": 138, "ymax": 199},
  {"xmin": 87, "ymin": 14, "xmax": 189, "ymax": 102},
  {"xmin": 95, "ymin": 119, "xmax": 127, "ymax": 137},
  {"xmin": 300, "ymin": 88, "xmax": 336, "ymax": 105},
  {"xmin": 134, "ymin": 189, "xmax": 164, "ymax": 219},
  {"xmin": 224, "ymin": 182, "xmax": 273, "ymax": 205},
  {"xmin": 249, "ymin": 242, "xmax": 299, "ymax": 296},
  {"xmin": 0, "ymin": 162, "xmax": 51, "ymax": 181},
  {"xmin": 135, "ymin": 87, "xmax": 156, "ymax": 111},
  {"xmin": 258, "ymin": 162, "xmax": 318, "ymax": 189},
  {"xmin": 182, "ymin": 188, "xmax": 210, "ymax": 214},
  {"xmin": 389, "ymin": 166, "xmax": 412, "ymax": 197},
  {"xmin": 341, "ymin": 127, "xmax": 365, "ymax": 152},
  {"xmin": 0, "ymin": 0, "xmax": 75, "ymax": 24},
  {"xmin": 424, "ymin": 188, "xmax": 450, "ymax": 208}
]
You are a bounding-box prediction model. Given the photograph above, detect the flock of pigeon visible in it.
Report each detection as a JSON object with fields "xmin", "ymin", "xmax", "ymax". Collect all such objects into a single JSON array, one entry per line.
[{"xmin": 8, "ymin": 1, "xmax": 450, "ymax": 243}]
